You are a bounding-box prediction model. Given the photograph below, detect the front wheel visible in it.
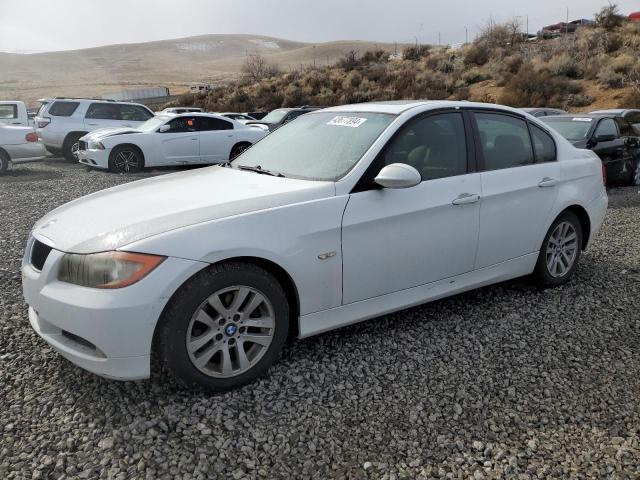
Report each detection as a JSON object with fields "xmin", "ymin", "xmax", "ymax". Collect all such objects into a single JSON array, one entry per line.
[
  {"xmin": 532, "ymin": 211, "xmax": 582, "ymax": 288},
  {"xmin": 62, "ymin": 133, "xmax": 84, "ymax": 162},
  {"xmin": 156, "ymin": 262, "xmax": 290, "ymax": 391},
  {"xmin": 108, "ymin": 145, "xmax": 144, "ymax": 173},
  {"xmin": 631, "ymin": 159, "xmax": 640, "ymax": 186}
]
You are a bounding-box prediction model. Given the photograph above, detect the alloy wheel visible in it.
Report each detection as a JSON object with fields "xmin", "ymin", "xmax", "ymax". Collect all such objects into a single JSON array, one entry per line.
[
  {"xmin": 545, "ymin": 221, "xmax": 578, "ymax": 278},
  {"xmin": 71, "ymin": 142, "xmax": 80, "ymax": 160},
  {"xmin": 186, "ymin": 286, "xmax": 275, "ymax": 378},
  {"xmin": 113, "ymin": 150, "xmax": 139, "ymax": 172}
]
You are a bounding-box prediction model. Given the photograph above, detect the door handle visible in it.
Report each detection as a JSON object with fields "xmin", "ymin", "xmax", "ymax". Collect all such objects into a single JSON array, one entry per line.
[
  {"xmin": 86, "ymin": 123, "xmax": 98, "ymax": 126},
  {"xmin": 538, "ymin": 177, "xmax": 558, "ymax": 188},
  {"xmin": 452, "ymin": 193, "xmax": 480, "ymax": 205},
  {"xmin": 191, "ymin": 138, "xmax": 198, "ymax": 141}
]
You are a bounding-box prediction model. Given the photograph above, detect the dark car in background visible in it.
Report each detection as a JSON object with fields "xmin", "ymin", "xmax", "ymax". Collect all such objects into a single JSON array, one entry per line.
[
  {"xmin": 589, "ymin": 109, "xmax": 640, "ymax": 134},
  {"xmin": 246, "ymin": 106, "xmax": 321, "ymax": 132},
  {"xmin": 521, "ymin": 108, "xmax": 567, "ymax": 118},
  {"xmin": 543, "ymin": 114, "xmax": 640, "ymax": 186}
]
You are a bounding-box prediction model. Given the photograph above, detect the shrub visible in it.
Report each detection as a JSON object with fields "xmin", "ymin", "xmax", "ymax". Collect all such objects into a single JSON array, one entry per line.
[
  {"xmin": 402, "ymin": 45, "xmax": 431, "ymax": 61},
  {"xmin": 597, "ymin": 66, "xmax": 625, "ymax": 88},
  {"xmin": 545, "ymin": 53, "xmax": 581, "ymax": 78},
  {"xmin": 499, "ymin": 65, "xmax": 581, "ymax": 108},
  {"xmin": 595, "ymin": 3, "xmax": 626, "ymax": 31},
  {"xmin": 464, "ymin": 43, "xmax": 490, "ymax": 66},
  {"xmin": 461, "ymin": 67, "xmax": 490, "ymax": 85},
  {"xmin": 337, "ymin": 50, "xmax": 360, "ymax": 70},
  {"xmin": 611, "ymin": 53, "xmax": 635, "ymax": 74}
]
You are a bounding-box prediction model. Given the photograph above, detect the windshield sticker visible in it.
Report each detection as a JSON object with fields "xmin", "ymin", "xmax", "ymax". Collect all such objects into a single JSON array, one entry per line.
[
  {"xmin": 572, "ymin": 118, "xmax": 593, "ymax": 122},
  {"xmin": 328, "ymin": 116, "xmax": 368, "ymax": 128}
]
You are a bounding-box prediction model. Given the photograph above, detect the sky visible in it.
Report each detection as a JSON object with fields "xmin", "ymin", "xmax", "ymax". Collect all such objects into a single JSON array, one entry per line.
[{"xmin": 0, "ymin": 0, "xmax": 639, "ymax": 53}]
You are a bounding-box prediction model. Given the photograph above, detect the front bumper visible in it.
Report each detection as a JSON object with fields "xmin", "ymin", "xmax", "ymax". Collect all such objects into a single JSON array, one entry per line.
[
  {"xmin": 77, "ymin": 148, "xmax": 109, "ymax": 169},
  {"xmin": 22, "ymin": 238, "xmax": 206, "ymax": 380}
]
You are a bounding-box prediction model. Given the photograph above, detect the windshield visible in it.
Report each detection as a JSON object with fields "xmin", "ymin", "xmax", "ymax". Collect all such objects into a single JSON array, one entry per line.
[
  {"xmin": 232, "ymin": 111, "xmax": 395, "ymax": 181},
  {"xmin": 543, "ymin": 117, "xmax": 593, "ymax": 141},
  {"xmin": 260, "ymin": 109, "xmax": 290, "ymax": 123},
  {"xmin": 138, "ymin": 115, "xmax": 170, "ymax": 132}
]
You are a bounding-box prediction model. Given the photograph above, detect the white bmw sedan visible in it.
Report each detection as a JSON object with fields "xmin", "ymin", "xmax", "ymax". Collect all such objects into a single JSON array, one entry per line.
[
  {"xmin": 76, "ymin": 113, "xmax": 267, "ymax": 173},
  {"xmin": 23, "ymin": 101, "xmax": 608, "ymax": 391}
]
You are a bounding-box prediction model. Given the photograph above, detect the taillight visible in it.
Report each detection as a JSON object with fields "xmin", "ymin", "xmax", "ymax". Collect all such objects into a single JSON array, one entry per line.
[
  {"xmin": 601, "ymin": 162, "xmax": 607, "ymax": 186},
  {"xmin": 25, "ymin": 132, "xmax": 38, "ymax": 142},
  {"xmin": 36, "ymin": 117, "xmax": 50, "ymax": 129}
]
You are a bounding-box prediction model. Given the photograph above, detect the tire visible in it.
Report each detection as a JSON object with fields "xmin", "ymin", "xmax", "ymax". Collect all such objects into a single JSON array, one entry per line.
[
  {"xmin": 532, "ymin": 211, "xmax": 583, "ymax": 288},
  {"xmin": 62, "ymin": 133, "xmax": 85, "ymax": 162},
  {"xmin": 156, "ymin": 261, "xmax": 290, "ymax": 392},
  {"xmin": 108, "ymin": 145, "xmax": 144, "ymax": 173},
  {"xmin": 0, "ymin": 150, "xmax": 9, "ymax": 175},
  {"xmin": 631, "ymin": 159, "xmax": 640, "ymax": 186},
  {"xmin": 229, "ymin": 142, "xmax": 252, "ymax": 160}
]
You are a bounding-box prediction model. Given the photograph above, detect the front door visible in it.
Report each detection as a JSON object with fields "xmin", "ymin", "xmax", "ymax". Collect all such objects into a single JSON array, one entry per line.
[
  {"xmin": 342, "ymin": 111, "xmax": 481, "ymax": 304},
  {"xmin": 158, "ymin": 116, "xmax": 200, "ymax": 164}
]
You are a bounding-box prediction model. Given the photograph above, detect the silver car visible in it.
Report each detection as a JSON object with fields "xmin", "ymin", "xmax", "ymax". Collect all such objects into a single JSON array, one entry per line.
[{"xmin": 0, "ymin": 125, "xmax": 48, "ymax": 174}]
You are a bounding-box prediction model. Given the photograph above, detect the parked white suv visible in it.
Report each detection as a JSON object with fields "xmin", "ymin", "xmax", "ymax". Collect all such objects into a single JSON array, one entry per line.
[{"xmin": 34, "ymin": 98, "xmax": 155, "ymax": 160}]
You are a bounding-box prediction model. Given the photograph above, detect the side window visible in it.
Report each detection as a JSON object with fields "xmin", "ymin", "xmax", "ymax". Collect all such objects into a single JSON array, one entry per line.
[
  {"xmin": 167, "ymin": 116, "xmax": 197, "ymax": 133},
  {"xmin": 119, "ymin": 105, "xmax": 153, "ymax": 122},
  {"xmin": 594, "ymin": 118, "xmax": 618, "ymax": 138},
  {"xmin": 284, "ymin": 111, "xmax": 305, "ymax": 123},
  {"xmin": 382, "ymin": 112, "xmax": 468, "ymax": 181},
  {"xmin": 199, "ymin": 117, "xmax": 234, "ymax": 131},
  {"xmin": 85, "ymin": 103, "xmax": 120, "ymax": 120},
  {"xmin": 475, "ymin": 113, "xmax": 534, "ymax": 171},
  {"xmin": 530, "ymin": 124, "xmax": 557, "ymax": 163},
  {"xmin": 627, "ymin": 113, "xmax": 640, "ymax": 125},
  {"xmin": 616, "ymin": 118, "xmax": 634, "ymax": 137},
  {"xmin": 48, "ymin": 101, "xmax": 80, "ymax": 117},
  {"xmin": 0, "ymin": 104, "xmax": 17, "ymax": 119}
]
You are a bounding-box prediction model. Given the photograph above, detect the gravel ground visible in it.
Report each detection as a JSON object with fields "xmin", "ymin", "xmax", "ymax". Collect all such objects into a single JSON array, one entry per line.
[{"xmin": 1, "ymin": 159, "xmax": 639, "ymax": 480}]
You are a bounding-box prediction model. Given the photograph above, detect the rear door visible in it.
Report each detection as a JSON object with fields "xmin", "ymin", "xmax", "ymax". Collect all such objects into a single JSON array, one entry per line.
[
  {"xmin": 197, "ymin": 117, "xmax": 236, "ymax": 163},
  {"xmin": 118, "ymin": 104, "xmax": 154, "ymax": 127},
  {"xmin": 472, "ymin": 111, "xmax": 560, "ymax": 269},
  {"xmin": 157, "ymin": 116, "xmax": 200, "ymax": 164},
  {"xmin": 84, "ymin": 103, "xmax": 124, "ymax": 131},
  {"xmin": 0, "ymin": 102, "xmax": 24, "ymax": 126}
]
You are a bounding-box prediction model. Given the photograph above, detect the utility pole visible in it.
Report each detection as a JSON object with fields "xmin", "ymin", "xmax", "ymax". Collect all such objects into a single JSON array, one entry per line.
[
  {"xmin": 465, "ymin": 26, "xmax": 468, "ymax": 44},
  {"xmin": 566, "ymin": 7, "xmax": 569, "ymax": 35},
  {"xmin": 438, "ymin": 32, "xmax": 441, "ymax": 46}
]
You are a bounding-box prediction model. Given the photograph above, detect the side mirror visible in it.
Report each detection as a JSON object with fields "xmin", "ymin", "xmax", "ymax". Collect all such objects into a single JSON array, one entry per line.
[
  {"xmin": 158, "ymin": 124, "xmax": 171, "ymax": 133},
  {"xmin": 374, "ymin": 163, "xmax": 421, "ymax": 189}
]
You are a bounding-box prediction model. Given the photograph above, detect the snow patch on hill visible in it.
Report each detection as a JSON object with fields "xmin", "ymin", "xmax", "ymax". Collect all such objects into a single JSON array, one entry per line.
[
  {"xmin": 249, "ymin": 39, "xmax": 280, "ymax": 49},
  {"xmin": 176, "ymin": 41, "xmax": 225, "ymax": 52}
]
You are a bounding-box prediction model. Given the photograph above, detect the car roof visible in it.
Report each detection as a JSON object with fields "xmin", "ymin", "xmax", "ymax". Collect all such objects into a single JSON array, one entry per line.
[
  {"xmin": 589, "ymin": 109, "xmax": 626, "ymax": 115},
  {"xmin": 321, "ymin": 100, "xmax": 528, "ymax": 116},
  {"xmin": 542, "ymin": 114, "xmax": 605, "ymax": 121}
]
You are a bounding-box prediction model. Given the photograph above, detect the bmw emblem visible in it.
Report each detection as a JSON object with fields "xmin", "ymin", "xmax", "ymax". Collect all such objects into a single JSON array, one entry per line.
[{"xmin": 225, "ymin": 324, "xmax": 238, "ymax": 336}]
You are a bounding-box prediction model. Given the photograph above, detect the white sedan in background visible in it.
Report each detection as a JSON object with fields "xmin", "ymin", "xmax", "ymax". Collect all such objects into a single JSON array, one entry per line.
[
  {"xmin": 77, "ymin": 113, "xmax": 267, "ymax": 172},
  {"xmin": 0, "ymin": 125, "xmax": 49, "ymax": 174},
  {"xmin": 23, "ymin": 101, "xmax": 607, "ymax": 391}
]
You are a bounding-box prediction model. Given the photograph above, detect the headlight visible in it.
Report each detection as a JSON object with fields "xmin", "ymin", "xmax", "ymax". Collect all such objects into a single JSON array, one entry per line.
[
  {"xmin": 58, "ymin": 251, "xmax": 165, "ymax": 289},
  {"xmin": 89, "ymin": 141, "xmax": 105, "ymax": 150}
]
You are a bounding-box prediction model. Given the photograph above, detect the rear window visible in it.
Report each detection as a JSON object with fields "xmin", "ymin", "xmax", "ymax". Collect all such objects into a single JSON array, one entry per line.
[
  {"xmin": 48, "ymin": 101, "xmax": 80, "ymax": 117},
  {"xmin": 199, "ymin": 117, "xmax": 233, "ymax": 131},
  {"xmin": 0, "ymin": 104, "xmax": 17, "ymax": 119}
]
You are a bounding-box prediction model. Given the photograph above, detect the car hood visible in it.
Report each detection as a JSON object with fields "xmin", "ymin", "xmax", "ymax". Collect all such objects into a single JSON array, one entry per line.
[
  {"xmin": 82, "ymin": 127, "xmax": 142, "ymax": 141},
  {"xmin": 32, "ymin": 167, "xmax": 335, "ymax": 254}
]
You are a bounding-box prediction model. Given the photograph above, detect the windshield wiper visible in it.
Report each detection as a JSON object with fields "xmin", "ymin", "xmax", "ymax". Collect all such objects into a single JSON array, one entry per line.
[{"xmin": 237, "ymin": 165, "xmax": 285, "ymax": 177}]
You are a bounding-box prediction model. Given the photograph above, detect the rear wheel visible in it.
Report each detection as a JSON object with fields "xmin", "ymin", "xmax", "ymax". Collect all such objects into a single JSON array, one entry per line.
[
  {"xmin": 229, "ymin": 142, "xmax": 252, "ymax": 160},
  {"xmin": 108, "ymin": 145, "xmax": 144, "ymax": 173},
  {"xmin": 62, "ymin": 133, "xmax": 85, "ymax": 162},
  {"xmin": 0, "ymin": 150, "xmax": 9, "ymax": 175},
  {"xmin": 533, "ymin": 211, "xmax": 582, "ymax": 288},
  {"xmin": 156, "ymin": 261, "xmax": 289, "ymax": 391}
]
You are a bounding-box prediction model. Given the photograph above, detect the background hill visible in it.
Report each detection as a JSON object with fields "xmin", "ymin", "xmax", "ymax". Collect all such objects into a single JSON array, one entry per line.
[
  {"xmin": 169, "ymin": 6, "xmax": 640, "ymax": 114},
  {"xmin": 0, "ymin": 35, "xmax": 402, "ymax": 106}
]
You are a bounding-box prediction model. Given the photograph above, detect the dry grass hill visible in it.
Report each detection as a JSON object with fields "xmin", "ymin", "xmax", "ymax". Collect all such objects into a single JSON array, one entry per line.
[
  {"xmin": 0, "ymin": 35, "xmax": 402, "ymax": 106},
  {"xmin": 170, "ymin": 5, "xmax": 640, "ymax": 114}
]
